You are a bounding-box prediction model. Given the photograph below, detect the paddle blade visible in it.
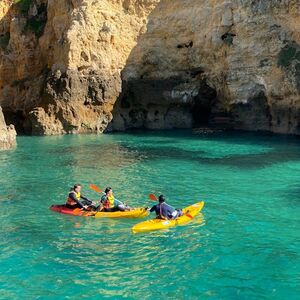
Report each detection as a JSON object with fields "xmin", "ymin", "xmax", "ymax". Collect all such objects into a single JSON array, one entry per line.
[
  {"xmin": 149, "ymin": 193, "xmax": 158, "ymax": 201},
  {"xmin": 90, "ymin": 184, "xmax": 103, "ymax": 194},
  {"xmin": 73, "ymin": 208, "xmax": 84, "ymax": 216},
  {"xmin": 185, "ymin": 213, "xmax": 193, "ymax": 219}
]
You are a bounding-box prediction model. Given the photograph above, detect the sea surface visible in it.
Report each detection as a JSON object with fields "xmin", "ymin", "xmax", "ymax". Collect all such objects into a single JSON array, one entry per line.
[{"xmin": 0, "ymin": 130, "xmax": 299, "ymax": 299}]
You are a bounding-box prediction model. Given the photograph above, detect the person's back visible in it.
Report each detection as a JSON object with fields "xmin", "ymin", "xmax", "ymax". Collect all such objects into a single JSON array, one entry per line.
[
  {"xmin": 149, "ymin": 195, "xmax": 182, "ymax": 220},
  {"xmin": 151, "ymin": 202, "xmax": 176, "ymax": 219}
]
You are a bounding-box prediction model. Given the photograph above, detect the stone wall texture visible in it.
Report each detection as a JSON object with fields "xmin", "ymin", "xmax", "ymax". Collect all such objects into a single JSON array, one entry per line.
[
  {"xmin": 0, "ymin": 0, "xmax": 299, "ymax": 135},
  {"xmin": 0, "ymin": 106, "xmax": 16, "ymax": 150}
]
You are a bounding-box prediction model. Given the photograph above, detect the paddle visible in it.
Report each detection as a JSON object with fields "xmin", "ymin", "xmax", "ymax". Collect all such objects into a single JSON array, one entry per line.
[
  {"xmin": 185, "ymin": 211, "xmax": 193, "ymax": 220},
  {"xmin": 149, "ymin": 193, "xmax": 193, "ymax": 219},
  {"xmin": 89, "ymin": 184, "xmax": 103, "ymax": 194},
  {"xmin": 73, "ymin": 208, "xmax": 85, "ymax": 215},
  {"xmin": 149, "ymin": 193, "xmax": 158, "ymax": 201},
  {"xmin": 73, "ymin": 207, "xmax": 96, "ymax": 216}
]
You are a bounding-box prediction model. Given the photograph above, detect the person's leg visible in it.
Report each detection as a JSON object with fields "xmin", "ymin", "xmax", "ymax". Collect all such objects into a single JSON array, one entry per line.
[
  {"xmin": 118, "ymin": 204, "xmax": 132, "ymax": 211},
  {"xmin": 171, "ymin": 210, "xmax": 183, "ymax": 219},
  {"xmin": 66, "ymin": 204, "xmax": 80, "ymax": 209},
  {"xmin": 117, "ymin": 204, "xmax": 126, "ymax": 211},
  {"xmin": 177, "ymin": 210, "xmax": 183, "ymax": 217},
  {"xmin": 95, "ymin": 204, "xmax": 103, "ymax": 211},
  {"xmin": 104, "ymin": 207, "xmax": 118, "ymax": 212},
  {"xmin": 81, "ymin": 200, "xmax": 98, "ymax": 211}
]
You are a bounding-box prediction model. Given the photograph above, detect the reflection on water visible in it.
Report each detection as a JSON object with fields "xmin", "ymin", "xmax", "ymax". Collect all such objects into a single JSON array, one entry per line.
[{"xmin": 0, "ymin": 130, "xmax": 299, "ymax": 299}]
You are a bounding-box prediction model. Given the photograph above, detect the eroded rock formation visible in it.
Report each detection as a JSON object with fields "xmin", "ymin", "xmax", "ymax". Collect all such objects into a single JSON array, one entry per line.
[
  {"xmin": 0, "ymin": 106, "xmax": 16, "ymax": 150},
  {"xmin": 0, "ymin": 0, "xmax": 300, "ymax": 135},
  {"xmin": 0, "ymin": 0, "xmax": 159, "ymax": 135},
  {"xmin": 112, "ymin": 0, "xmax": 300, "ymax": 133}
]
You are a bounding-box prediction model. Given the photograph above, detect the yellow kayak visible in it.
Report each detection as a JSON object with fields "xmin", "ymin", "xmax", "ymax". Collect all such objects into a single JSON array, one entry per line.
[
  {"xmin": 132, "ymin": 201, "xmax": 205, "ymax": 233},
  {"xmin": 50, "ymin": 205, "xmax": 149, "ymax": 218},
  {"xmin": 94, "ymin": 208, "xmax": 149, "ymax": 218}
]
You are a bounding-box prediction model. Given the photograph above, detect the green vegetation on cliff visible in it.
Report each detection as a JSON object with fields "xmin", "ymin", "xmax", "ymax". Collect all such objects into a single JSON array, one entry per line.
[{"xmin": 14, "ymin": 0, "xmax": 32, "ymax": 15}]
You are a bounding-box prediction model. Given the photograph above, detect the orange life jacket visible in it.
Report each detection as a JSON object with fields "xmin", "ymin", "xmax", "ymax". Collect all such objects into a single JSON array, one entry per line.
[
  {"xmin": 103, "ymin": 195, "xmax": 114, "ymax": 209},
  {"xmin": 66, "ymin": 191, "xmax": 80, "ymax": 206}
]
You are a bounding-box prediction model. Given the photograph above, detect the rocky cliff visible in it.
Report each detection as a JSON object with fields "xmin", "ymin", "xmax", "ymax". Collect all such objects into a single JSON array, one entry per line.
[
  {"xmin": 0, "ymin": 0, "xmax": 300, "ymax": 135},
  {"xmin": 0, "ymin": 106, "xmax": 16, "ymax": 150},
  {"xmin": 0, "ymin": 0, "xmax": 158, "ymax": 135}
]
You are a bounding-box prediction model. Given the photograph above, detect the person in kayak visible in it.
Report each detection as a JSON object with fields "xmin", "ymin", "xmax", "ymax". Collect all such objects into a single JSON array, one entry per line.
[
  {"xmin": 149, "ymin": 195, "xmax": 183, "ymax": 220},
  {"xmin": 100, "ymin": 187, "xmax": 130, "ymax": 212},
  {"xmin": 66, "ymin": 184, "xmax": 96, "ymax": 210}
]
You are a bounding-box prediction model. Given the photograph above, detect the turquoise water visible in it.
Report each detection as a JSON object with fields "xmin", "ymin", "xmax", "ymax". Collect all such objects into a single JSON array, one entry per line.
[{"xmin": 0, "ymin": 130, "xmax": 299, "ymax": 299}]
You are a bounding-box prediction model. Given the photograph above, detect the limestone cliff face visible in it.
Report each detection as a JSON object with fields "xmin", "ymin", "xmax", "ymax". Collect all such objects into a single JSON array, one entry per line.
[
  {"xmin": 0, "ymin": 106, "xmax": 16, "ymax": 150},
  {"xmin": 112, "ymin": 0, "xmax": 300, "ymax": 134},
  {"xmin": 0, "ymin": 0, "xmax": 300, "ymax": 135},
  {"xmin": 0, "ymin": 0, "xmax": 158, "ymax": 135}
]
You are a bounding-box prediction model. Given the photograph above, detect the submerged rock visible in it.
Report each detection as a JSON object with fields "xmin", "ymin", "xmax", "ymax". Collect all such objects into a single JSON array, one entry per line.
[{"xmin": 0, "ymin": 106, "xmax": 16, "ymax": 150}]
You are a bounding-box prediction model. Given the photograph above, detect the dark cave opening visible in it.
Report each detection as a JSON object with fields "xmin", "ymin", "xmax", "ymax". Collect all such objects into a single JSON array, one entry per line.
[
  {"xmin": 192, "ymin": 82, "xmax": 217, "ymax": 126},
  {"xmin": 2, "ymin": 109, "xmax": 32, "ymax": 135},
  {"xmin": 192, "ymin": 103, "xmax": 212, "ymax": 126},
  {"xmin": 111, "ymin": 79, "xmax": 223, "ymax": 131}
]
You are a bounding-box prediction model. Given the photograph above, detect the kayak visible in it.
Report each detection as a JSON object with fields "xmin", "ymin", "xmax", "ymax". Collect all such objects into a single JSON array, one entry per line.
[
  {"xmin": 132, "ymin": 201, "xmax": 204, "ymax": 233},
  {"xmin": 50, "ymin": 205, "xmax": 149, "ymax": 218}
]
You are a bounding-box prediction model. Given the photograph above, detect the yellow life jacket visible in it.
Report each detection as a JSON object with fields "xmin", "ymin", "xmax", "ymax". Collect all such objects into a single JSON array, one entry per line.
[
  {"xmin": 66, "ymin": 191, "xmax": 81, "ymax": 206},
  {"xmin": 104, "ymin": 195, "xmax": 115, "ymax": 208}
]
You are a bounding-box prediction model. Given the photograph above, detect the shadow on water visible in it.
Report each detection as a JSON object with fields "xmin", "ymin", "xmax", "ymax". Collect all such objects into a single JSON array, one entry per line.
[
  {"xmin": 197, "ymin": 150, "xmax": 300, "ymax": 169},
  {"xmin": 109, "ymin": 130, "xmax": 300, "ymax": 169},
  {"xmin": 0, "ymin": 130, "xmax": 300, "ymax": 299},
  {"xmin": 115, "ymin": 128, "xmax": 300, "ymax": 146},
  {"xmin": 27, "ymin": 130, "xmax": 300, "ymax": 169},
  {"xmin": 280, "ymin": 185, "xmax": 300, "ymax": 207}
]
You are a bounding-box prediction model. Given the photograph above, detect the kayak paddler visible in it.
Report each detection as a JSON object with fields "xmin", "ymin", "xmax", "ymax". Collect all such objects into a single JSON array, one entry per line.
[
  {"xmin": 101, "ymin": 187, "xmax": 131, "ymax": 212},
  {"xmin": 66, "ymin": 184, "xmax": 96, "ymax": 210},
  {"xmin": 149, "ymin": 195, "xmax": 183, "ymax": 220}
]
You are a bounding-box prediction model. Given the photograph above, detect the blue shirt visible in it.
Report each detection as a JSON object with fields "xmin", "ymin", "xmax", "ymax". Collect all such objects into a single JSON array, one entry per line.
[{"xmin": 150, "ymin": 202, "xmax": 176, "ymax": 219}]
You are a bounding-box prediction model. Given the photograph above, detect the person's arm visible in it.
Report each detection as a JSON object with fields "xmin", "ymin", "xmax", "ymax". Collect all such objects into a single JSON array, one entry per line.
[
  {"xmin": 114, "ymin": 198, "xmax": 123, "ymax": 206},
  {"xmin": 80, "ymin": 195, "xmax": 92, "ymax": 204},
  {"xmin": 100, "ymin": 195, "xmax": 107, "ymax": 203},
  {"xmin": 69, "ymin": 193, "xmax": 85, "ymax": 208},
  {"xmin": 149, "ymin": 205, "xmax": 156, "ymax": 212}
]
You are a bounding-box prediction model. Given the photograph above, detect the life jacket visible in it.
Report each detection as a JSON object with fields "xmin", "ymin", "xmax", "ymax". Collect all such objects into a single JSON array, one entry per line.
[
  {"xmin": 103, "ymin": 194, "xmax": 114, "ymax": 209},
  {"xmin": 158, "ymin": 203, "xmax": 168, "ymax": 220},
  {"xmin": 66, "ymin": 191, "xmax": 81, "ymax": 206},
  {"xmin": 158, "ymin": 203, "xmax": 174, "ymax": 220}
]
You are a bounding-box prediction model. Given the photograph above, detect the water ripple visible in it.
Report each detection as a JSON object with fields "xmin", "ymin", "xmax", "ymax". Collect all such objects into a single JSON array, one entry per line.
[{"xmin": 0, "ymin": 131, "xmax": 299, "ymax": 299}]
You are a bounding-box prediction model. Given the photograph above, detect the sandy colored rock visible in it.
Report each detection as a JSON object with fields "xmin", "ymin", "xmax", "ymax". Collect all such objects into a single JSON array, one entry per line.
[
  {"xmin": 0, "ymin": 0, "xmax": 159, "ymax": 135},
  {"xmin": 0, "ymin": 106, "xmax": 16, "ymax": 150},
  {"xmin": 113, "ymin": 0, "xmax": 300, "ymax": 133},
  {"xmin": 0, "ymin": 0, "xmax": 299, "ymax": 135}
]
